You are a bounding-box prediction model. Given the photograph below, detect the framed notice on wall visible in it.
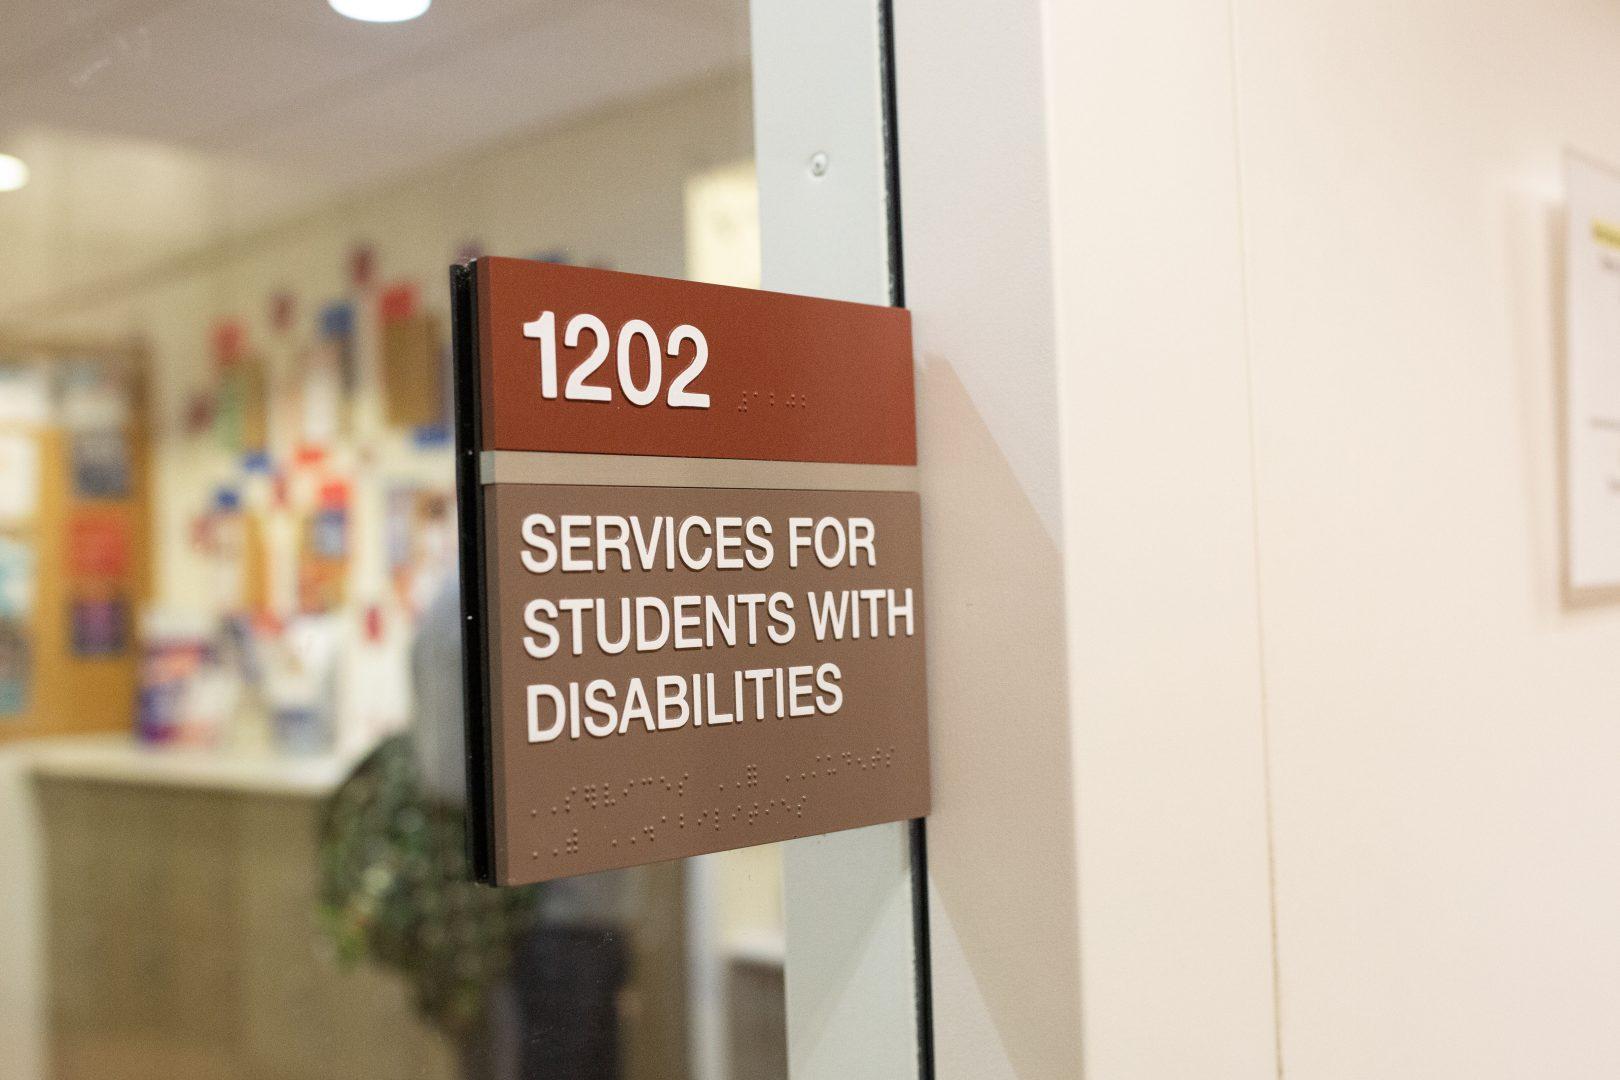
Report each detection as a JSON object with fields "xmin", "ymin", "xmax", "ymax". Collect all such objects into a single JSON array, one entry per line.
[
  {"xmin": 451, "ymin": 257, "xmax": 929, "ymax": 886},
  {"xmin": 1565, "ymin": 152, "xmax": 1620, "ymax": 592}
]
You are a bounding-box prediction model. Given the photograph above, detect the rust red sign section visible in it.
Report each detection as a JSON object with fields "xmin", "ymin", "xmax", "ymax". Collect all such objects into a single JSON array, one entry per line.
[{"xmin": 475, "ymin": 256, "xmax": 917, "ymax": 465}]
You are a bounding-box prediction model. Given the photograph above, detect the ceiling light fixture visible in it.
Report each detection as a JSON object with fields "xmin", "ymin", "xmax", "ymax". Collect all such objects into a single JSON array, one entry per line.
[
  {"xmin": 329, "ymin": 0, "xmax": 430, "ymax": 23},
  {"xmin": 0, "ymin": 154, "xmax": 28, "ymax": 193}
]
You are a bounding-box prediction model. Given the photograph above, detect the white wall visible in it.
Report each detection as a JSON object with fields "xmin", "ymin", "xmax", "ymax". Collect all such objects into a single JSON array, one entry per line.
[
  {"xmin": 1040, "ymin": 0, "xmax": 1620, "ymax": 1076},
  {"xmin": 896, "ymin": 0, "xmax": 1278, "ymax": 1074},
  {"xmin": 1043, "ymin": 0, "xmax": 1280, "ymax": 1075},
  {"xmin": 1236, "ymin": 2, "xmax": 1620, "ymax": 1075}
]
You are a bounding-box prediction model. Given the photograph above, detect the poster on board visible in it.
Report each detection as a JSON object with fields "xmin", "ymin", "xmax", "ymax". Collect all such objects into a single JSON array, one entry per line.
[
  {"xmin": 1564, "ymin": 152, "xmax": 1620, "ymax": 592},
  {"xmin": 0, "ymin": 536, "xmax": 34, "ymax": 716},
  {"xmin": 0, "ymin": 435, "xmax": 40, "ymax": 526}
]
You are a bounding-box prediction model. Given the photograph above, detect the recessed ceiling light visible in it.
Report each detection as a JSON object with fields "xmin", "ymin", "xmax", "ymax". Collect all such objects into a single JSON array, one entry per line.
[
  {"xmin": 329, "ymin": 0, "xmax": 430, "ymax": 23},
  {"xmin": 0, "ymin": 154, "xmax": 28, "ymax": 193}
]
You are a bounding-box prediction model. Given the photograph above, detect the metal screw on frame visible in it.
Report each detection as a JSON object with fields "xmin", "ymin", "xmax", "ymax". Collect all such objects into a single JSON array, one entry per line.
[{"xmin": 808, "ymin": 151, "xmax": 829, "ymax": 178}]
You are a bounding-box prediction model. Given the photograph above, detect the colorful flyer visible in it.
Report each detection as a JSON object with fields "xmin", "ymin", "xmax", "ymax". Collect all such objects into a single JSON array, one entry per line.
[
  {"xmin": 59, "ymin": 361, "xmax": 132, "ymax": 431},
  {"xmin": 71, "ymin": 593, "xmax": 129, "ymax": 657},
  {"xmin": 71, "ymin": 429, "xmax": 132, "ymax": 499},
  {"xmin": 217, "ymin": 354, "xmax": 269, "ymax": 454},
  {"xmin": 0, "ymin": 535, "xmax": 35, "ymax": 617},
  {"xmin": 380, "ymin": 286, "xmax": 444, "ymax": 429},
  {"xmin": 320, "ymin": 301, "xmax": 358, "ymax": 393},
  {"xmin": 300, "ymin": 341, "xmax": 345, "ymax": 446},
  {"xmin": 67, "ymin": 508, "xmax": 133, "ymax": 580},
  {"xmin": 0, "ymin": 615, "xmax": 29, "ymax": 716},
  {"xmin": 0, "ymin": 434, "xmax": 40, "ymax": 525},
  {"xmin": 0, "ymin": 362, "xmax": 50, "ymax": 426},
  {"xmin": 298, "ymin": 484, "xmax": 350, "ymax": 614},
  {"xmin": 0, "ymin": 529, "xmax": 33, "ymax": 717}
]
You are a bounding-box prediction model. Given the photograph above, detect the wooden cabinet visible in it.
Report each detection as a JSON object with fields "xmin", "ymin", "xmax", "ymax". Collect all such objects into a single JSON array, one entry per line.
[{"xmin": 36, "ymin": 774, "xmax": 457, "ymax": 1080}]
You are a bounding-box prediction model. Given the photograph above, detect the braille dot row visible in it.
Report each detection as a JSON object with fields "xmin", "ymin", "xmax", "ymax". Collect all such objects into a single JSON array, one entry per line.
[{"xmin": 736, "ymin": 389, "xmax": 810, "ymax": 413}]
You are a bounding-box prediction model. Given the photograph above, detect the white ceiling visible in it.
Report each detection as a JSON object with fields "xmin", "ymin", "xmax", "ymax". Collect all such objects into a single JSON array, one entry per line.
[
  {"xmin": 0, "ymin": 0, "xmax": 751, "ymax": 321},
  {"xmin": 0, "ymin": 0, "xmax": 749, "ymax": 166}
]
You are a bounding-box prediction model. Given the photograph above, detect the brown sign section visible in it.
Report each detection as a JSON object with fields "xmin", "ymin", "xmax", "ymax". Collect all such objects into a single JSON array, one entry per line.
[
  {"xmin": 483, "ymin": 484, "xmax": 929, "ymax": 886},
  {"xmin": 475, "ymin": 256, "xmax": 916, "ymax": 465}
]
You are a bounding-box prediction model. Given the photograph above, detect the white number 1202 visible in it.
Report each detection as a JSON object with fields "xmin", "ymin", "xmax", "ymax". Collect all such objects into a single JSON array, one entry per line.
[{"xmin": 522, "ymin": 311, "xmax": 710, "ymax": 409}]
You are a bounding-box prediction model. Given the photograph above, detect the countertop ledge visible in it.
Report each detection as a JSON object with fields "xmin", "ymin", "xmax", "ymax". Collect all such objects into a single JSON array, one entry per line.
[{"xmin": 10, "ymin": 736, "xmax": 361, "ymax": 798}]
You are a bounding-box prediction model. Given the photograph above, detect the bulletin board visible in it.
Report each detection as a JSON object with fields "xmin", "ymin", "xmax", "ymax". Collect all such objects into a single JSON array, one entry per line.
[{"xmin": 0, "ymin": 339, "xmax": 151, "ymax": 744}]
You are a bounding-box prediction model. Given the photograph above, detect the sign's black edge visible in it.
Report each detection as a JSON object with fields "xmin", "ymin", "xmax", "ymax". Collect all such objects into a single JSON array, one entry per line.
[{"xmin": 449, "ymin": 260, "xmax": 497, "ymax": 884}]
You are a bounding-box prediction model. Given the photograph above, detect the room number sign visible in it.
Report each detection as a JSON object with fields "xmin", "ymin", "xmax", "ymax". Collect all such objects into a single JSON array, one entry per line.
[
  {"xmin": 451, "ymin": 257, "xmax": 929, "ymax": 885},
  {"xmin": 520, "ymin": 311, "xmax": 711, "ymax": 407}
]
